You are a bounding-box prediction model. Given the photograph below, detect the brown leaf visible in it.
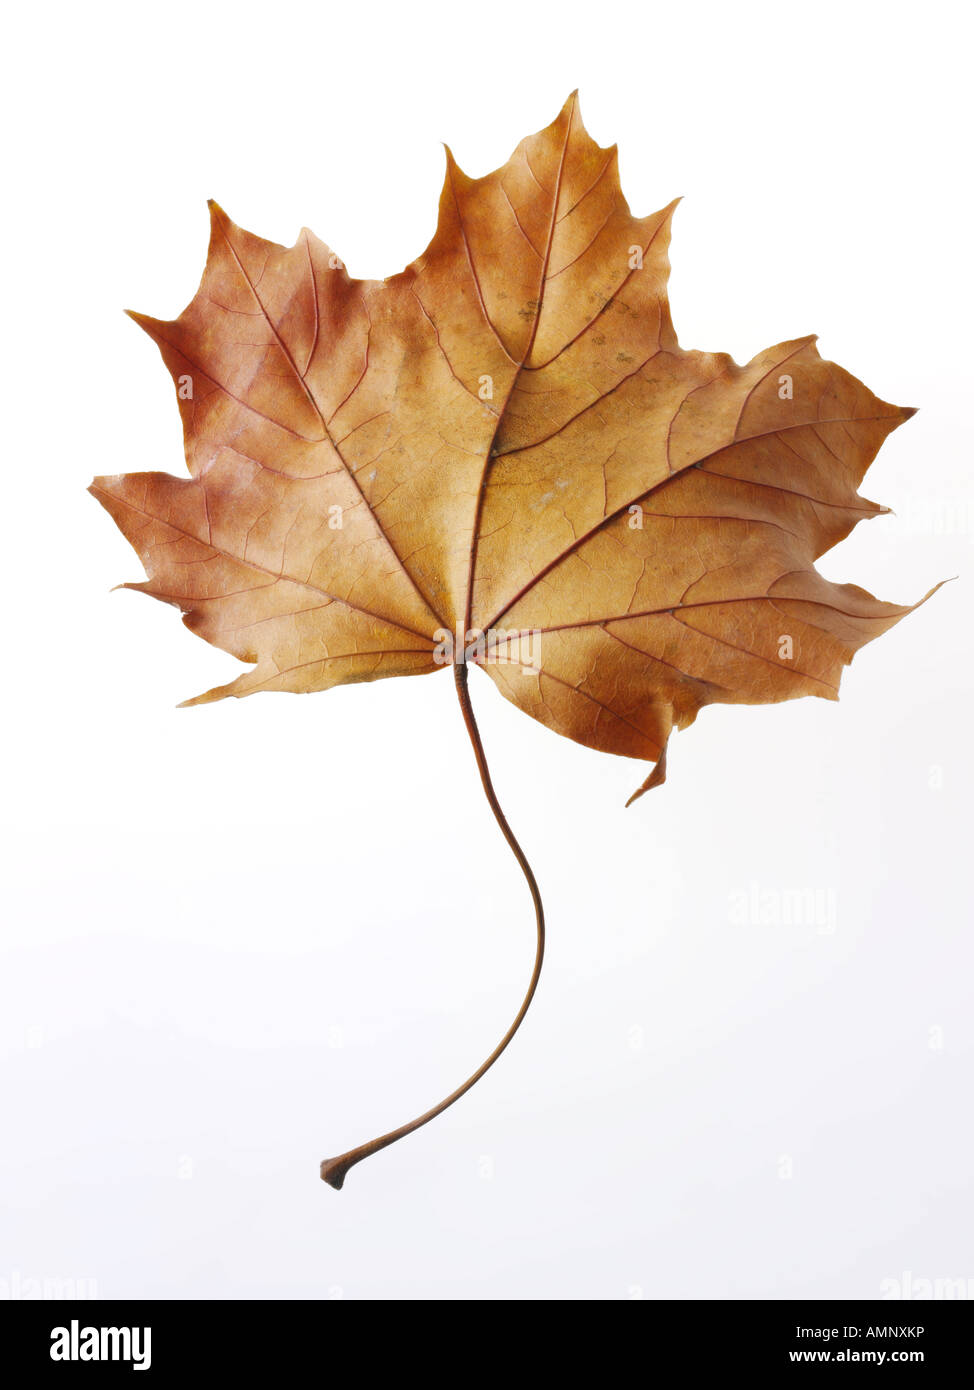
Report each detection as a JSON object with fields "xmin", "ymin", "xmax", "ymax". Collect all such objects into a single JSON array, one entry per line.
[
  {"xmin": 90, "ymin": 95, "xmax": 937, "ymax": 1185},
  {"xmin": 91, "ymin": 94, "xmax": 933, "ymax": 803}
]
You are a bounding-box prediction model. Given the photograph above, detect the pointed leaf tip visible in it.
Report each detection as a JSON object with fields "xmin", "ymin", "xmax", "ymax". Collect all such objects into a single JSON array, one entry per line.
[{"xmin": 560, "ymin": 89, "xmax": 581, "ymax": 121}]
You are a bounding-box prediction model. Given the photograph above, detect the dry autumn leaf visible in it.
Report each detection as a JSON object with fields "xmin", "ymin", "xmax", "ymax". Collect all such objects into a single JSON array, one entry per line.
[{"xmin": 91, "ymin": 93, "xmax": 936, "ymax": 1188}]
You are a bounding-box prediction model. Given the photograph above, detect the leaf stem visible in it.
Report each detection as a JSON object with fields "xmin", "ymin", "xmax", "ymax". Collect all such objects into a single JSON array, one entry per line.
[{"xmin": 320, "ymin": 660, "xmax": 546, "ymax": 1190}]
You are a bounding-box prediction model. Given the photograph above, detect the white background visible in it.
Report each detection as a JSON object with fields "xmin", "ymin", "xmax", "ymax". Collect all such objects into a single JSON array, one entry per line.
[{"xmin": 1, "ymin": 0, "xmax": 971, "ymax": 1300}]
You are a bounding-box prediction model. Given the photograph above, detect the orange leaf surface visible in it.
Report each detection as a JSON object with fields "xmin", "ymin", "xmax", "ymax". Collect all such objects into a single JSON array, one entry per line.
[{"xmin": 91, "ymin": 94, "xmax": 932, "ymax": 803}]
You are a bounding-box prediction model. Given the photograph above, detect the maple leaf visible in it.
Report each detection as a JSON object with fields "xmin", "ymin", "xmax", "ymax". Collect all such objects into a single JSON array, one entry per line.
[{"xmin": 91, "ymin": 94, "xmax": 935, "ymax": 1187}]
